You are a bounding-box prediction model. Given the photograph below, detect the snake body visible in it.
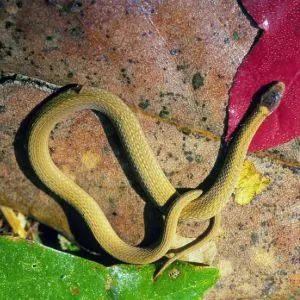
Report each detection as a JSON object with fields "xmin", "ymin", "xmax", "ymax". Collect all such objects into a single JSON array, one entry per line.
[{"xmin": 28, "ymin": 82, "xmax": 285, "ymax": 266}]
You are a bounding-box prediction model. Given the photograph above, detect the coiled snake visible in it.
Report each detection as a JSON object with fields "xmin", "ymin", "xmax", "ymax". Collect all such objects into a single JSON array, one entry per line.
[{"xmin": 28, "ymin": 81, "xmax": 285, "ymax": 276}]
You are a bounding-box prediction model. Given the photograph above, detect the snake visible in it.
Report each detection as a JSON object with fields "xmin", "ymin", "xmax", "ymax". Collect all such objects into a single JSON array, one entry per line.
[{"xmin": 27, "ymin": 81, "xmax": 285, "ymax": 270}]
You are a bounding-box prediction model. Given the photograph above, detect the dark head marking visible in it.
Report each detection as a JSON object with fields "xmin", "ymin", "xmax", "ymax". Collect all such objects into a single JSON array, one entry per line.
[{"xmin": 261, "ymin": 81, "xmax": 285, "ymax": 112}]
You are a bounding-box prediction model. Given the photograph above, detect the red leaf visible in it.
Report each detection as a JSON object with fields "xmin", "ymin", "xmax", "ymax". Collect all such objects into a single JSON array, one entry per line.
[{"xmin": 227, "ymin": 0, "xmax": 300, "ymax": 152}]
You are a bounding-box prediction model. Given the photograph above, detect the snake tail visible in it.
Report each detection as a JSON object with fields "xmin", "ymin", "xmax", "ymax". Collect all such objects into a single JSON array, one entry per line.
[{"xmin": 154, "ymin": 214, "xmax": 221, "ymax": 280}]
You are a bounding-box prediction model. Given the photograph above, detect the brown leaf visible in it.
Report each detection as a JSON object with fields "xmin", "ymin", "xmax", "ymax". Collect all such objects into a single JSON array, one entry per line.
[{"xmin": 0, "ymin": 0, "xmax": 255, "ymax": 243}]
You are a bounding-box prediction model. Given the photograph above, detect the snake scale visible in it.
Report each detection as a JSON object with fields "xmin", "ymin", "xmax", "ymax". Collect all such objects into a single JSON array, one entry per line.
[{"xmin": 28, "ymin": 81, "xmax": 285, "ymax": 272}]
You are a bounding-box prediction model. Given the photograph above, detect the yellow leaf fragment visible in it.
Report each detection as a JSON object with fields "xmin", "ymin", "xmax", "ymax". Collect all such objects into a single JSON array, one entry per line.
[
  {"xmin": 234, "ymin": 160, "xmax": 270, "ymax": 205},
  {"xmin": 252, "ymin": 248, "xmax": 278, "ymax": 271},
  {"xmin": 81, "ymin": 150, "xmax": 101, "ymax": 170},
  {"xmin": 218, "ymin": 259, "xmax": 233, "ymax": 277},
  {"xmin": 0, "ymin": 205, "xmax": 27, "ymax": 238}
]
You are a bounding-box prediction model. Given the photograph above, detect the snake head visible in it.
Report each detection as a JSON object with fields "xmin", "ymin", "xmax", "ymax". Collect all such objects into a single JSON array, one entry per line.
[{"xmin": 260, "ymin": 81, "xmax": 285, "ymax": 112}]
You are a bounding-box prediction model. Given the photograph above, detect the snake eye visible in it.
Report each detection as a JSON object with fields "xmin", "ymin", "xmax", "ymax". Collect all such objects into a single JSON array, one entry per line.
[{"xmin": 261, "ymin": 81, "xmax": 285, "ymax": 112}]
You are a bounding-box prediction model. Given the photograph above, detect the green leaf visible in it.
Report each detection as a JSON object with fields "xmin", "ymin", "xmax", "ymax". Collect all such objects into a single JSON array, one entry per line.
[{"xmin": 0, "ymin": 237, "xmax": 219, "ymax": 299}]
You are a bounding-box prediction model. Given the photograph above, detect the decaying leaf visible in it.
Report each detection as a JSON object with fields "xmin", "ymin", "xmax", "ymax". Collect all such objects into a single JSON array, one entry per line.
[{"xmin": 228, "ymin": 0, "xmax": 300, "ymax": 151}]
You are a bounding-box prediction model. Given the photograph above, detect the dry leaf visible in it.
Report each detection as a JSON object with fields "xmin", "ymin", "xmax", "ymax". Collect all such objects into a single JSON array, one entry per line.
[{"xmin": 234, "ymin": 160, "xmax": 270, "ymax": 205}]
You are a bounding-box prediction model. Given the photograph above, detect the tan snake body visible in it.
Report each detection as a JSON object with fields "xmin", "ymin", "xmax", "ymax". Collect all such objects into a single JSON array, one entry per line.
[{"xmin": 28, "ymin": 82, "xmax": 285, "ymax": 268}]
